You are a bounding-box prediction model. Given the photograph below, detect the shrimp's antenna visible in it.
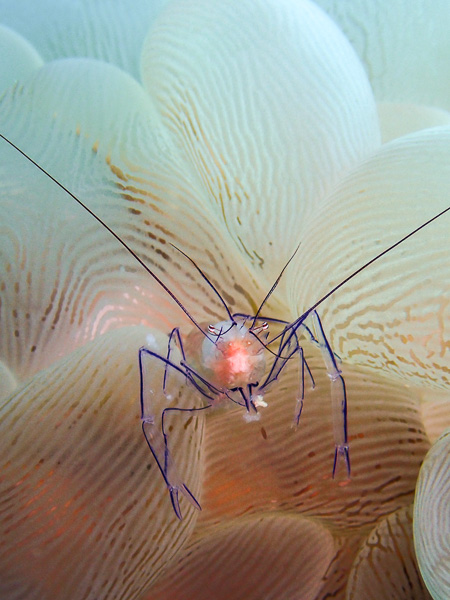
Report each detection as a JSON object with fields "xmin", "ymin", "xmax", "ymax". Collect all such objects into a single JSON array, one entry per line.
[
  {"xmin": 307, "ymin": 206, "xmax": 450, "ymax": 313},
  {"xmin": 251, "ymin": 243, "xmax": 301, "ymax": 329},
  {"xmin": 170, "ymin": 243, "xmax": 234, "ymax": 322},
  {"xmin": 270, "ymin": 204, "xmax": 450, "ymax": 343},
  {"xmin": 0, "ymin": 133, "xmax": 209, "ymax": 338}
]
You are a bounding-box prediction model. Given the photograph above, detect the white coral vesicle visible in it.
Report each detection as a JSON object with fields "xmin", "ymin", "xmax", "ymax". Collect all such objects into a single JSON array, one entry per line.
[{"xmin": 414, "ymin": 428, "xmax": 450, "ymax": 600}]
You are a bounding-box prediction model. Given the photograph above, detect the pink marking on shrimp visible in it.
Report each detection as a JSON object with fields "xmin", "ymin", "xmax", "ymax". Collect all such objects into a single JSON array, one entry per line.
[{"xmin": 201, "ymin": 319, "xmax": 266, "ymax": 389}]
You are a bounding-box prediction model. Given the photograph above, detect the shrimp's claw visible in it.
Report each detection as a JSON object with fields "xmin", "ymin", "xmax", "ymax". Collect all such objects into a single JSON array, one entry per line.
[
  {"xmin": 169, "ymin": 487, "xmax": 183, "ymax": 520},
  {"xmin": 332, "ymin": 444, "xmax": 351, "ymax": 480},
  {"xmin": 142, "ymin": 413, "xmax": 203, "ymax": 520},
  {"xmin": 169, "ymin": 484, "xmax": 202, "ymax": 520},
  {"xmin": 182, "ymin": 483, "xmax": 202, "ymax": 511}
]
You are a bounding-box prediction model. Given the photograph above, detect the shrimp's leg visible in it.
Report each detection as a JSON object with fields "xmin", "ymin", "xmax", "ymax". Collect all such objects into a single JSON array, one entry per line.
[
  {"xmin": 139, "ymin": 346, "xmax": 212, "ymax": 519},
  {"xmin": 294, "ymin": 346, "xmax": 305, "ymax": 425},
  {"xmin": 257, "ymin": 321, "xmax": 315, "ymax": 424},
  {"xmin": 311, "ymin": 311, "xmax": 350, "ymax": 478},
  {"xmin": 286, "ymin": 332, "xmax": 315, "ymax": 426},
  {"xmin": 163, "ymin": 327, "xmax": 185, "ymax": 395}
]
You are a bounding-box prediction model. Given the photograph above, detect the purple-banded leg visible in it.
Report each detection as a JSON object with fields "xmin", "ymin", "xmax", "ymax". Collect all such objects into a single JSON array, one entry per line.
[
  {"xmin": 285, "ymin": 324, "xmax": 316, "ymax": 426},
  {"xmin": 163, "ymin": 327, "xmax": 185, "ymax": 395},
  {"xmin": 294, "ymin": 346, "xmax": 305, "ymax": 426},
  {"xmin": 311, "ymin": 311, "xmax": 350, "ymax": 478},
  {"xmin": 259, "ymin": 320, "xmax": 315, "ymax": 425},
  {"xmin": 159, "ymin": 404, "xmax": 211, "ymax": 518},
  {"xmin": 139, "ymin": 346, "xmax": 211, "ymax": 519}
]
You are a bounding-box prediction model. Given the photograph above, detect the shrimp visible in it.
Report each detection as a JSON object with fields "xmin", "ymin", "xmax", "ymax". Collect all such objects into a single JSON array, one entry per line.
[{"xmin": 1, "ymin": 133, "xmax": 449, "ymax": 519}]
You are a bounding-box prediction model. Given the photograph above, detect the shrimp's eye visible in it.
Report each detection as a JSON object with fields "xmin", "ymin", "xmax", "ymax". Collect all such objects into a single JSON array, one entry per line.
[
  {"xmin": 250, "ymin": 321, "xmax": 269, "ymax": 335},
  {"xmin": 208, "ymin": 324, "xmax": 222, "ymax": 336}
]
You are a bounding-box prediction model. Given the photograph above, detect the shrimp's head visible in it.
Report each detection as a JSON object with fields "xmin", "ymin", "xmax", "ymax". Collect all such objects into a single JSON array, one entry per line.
[{"xmin": 201, "ymin": 319, "xmax": 267, "ymax": 389}]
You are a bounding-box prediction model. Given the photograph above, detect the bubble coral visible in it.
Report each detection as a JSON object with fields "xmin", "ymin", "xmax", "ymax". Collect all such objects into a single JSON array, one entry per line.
[{"xmin": 0, "ymin": 1, "xmax": 448, "ymax": 598}]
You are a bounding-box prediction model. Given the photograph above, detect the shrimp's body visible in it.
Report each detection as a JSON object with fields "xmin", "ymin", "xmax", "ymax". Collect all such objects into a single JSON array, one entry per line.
[{"xmin": 200, "ymin": 320, "xmax": 266, "ymax": 390}]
